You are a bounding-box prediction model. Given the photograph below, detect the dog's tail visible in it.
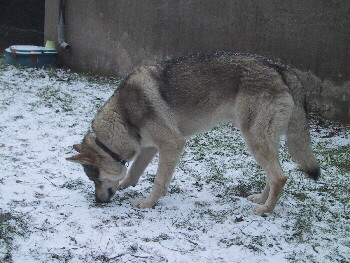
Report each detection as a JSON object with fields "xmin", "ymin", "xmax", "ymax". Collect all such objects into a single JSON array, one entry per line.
[{"xmin": 282, "ymin": 70, "xmax": 320, "ymax": 180}]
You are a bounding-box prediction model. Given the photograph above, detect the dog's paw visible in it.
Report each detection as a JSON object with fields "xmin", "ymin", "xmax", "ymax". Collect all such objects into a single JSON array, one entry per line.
[
  {"xmin": 131, "ymin": 198, "xmax": 156, "ymax": 209},
  {"xmin": 252, "ymin": 205, "xmax": 273, "ymax": 216},
  {"xmin": 117, "ymin": 178, "xmax": 138, "ymax": 190},
  {"xmin": 247, "ymin": 194, "xmax": 266, "ymax": 204}
]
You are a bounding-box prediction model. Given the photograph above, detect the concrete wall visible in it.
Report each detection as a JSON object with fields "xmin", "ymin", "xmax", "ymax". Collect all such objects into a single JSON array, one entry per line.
[{"xmin": 44, "ymin": 0, "xmax": 350, "ymax": 123}]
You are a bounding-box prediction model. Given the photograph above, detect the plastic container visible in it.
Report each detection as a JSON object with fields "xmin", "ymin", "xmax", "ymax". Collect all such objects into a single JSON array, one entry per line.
[{"xmin": 5, "ymin": 45, "xmax": 57, "ymax": 67}]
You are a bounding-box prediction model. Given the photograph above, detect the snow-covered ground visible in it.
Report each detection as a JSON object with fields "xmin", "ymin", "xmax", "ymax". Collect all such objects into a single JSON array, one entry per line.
[{"xmin": 0, "ymin": 60, "xmax": 349, "ymax": 263}]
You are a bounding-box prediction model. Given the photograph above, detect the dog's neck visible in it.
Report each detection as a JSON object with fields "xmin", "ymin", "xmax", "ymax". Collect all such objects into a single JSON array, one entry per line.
[
  {"xmin": 92, "ymin": 96, "xmax": 139, "ymax": 162},
  {"xmin": 94, "ymin": 137, "xmax": 128, "ymax": 166}
]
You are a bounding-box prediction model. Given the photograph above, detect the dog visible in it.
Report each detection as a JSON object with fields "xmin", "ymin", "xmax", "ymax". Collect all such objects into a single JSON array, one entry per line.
[{"xmin": 67, "ymin": 52, "xmax": 320, "ymax": 215}]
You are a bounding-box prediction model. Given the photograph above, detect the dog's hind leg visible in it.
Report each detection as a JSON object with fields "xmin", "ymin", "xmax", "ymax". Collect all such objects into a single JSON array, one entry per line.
[
  {"xmin": 244, "ymin": 135, "xmax": 288, "ymax": 215},
  {"xmin": 238, "ymin": 90, "xmax": 294, "ymax": 215},
  {"xmin": 248, "ymin": 181, "xmax": 270, "ymax": 204},
  {"xmin": 118, "ymin": 147, "xmax": 158, "ymax": 190}
]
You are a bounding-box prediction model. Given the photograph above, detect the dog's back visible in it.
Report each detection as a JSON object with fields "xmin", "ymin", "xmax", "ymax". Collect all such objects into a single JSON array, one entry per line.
[{"xmin": 130, "ymin": 52, "xmax": 291, "ymax": 135}]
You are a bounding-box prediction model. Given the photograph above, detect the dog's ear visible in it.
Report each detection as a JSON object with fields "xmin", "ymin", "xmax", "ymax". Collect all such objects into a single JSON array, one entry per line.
[
  {"xmin": 73, "ymin": 144, "xmax": 82, "ymax": 153},
  {"xmin": 66, "ymin": 153, "xmax": 95, "ymax": 165}
]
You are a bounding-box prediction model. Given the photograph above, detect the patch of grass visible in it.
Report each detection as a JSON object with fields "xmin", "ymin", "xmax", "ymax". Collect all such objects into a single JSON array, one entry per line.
[
  {"xmin": 12, "ymin": 115, "xmax": 24, "ymax": 121},
  {"xmin": 143, "ymin": 233, "xmax": 170, "ymax": 243},
  {"xmin": 36, "ymin": 86, "xmax": 74, "ymax": 112},
  {"xmin": 220, "ymin": 235, "xmax": 269, "ymax": 255},
  {"xmin": 194, "ymin": 201, "xmax": 211, "ymax": 207},
  {"xmin": 245, "ymin": 236, "xmax": 265, "ymax": 254},
  {"xmin": 169, "ymin": 184, "xmax": 183, "ymax": 194},
  {"xmin": 128, "ymin": 243, "xmax": 139, "ymax": 253},
  {"xmin": 214, "ymin": 174, "xmax": 265, "ymax": 202},
  {"xmin": 85, "ymin": 74, "xmax": 121, "ymax": 86},
  {"xmin": 182, "ymin": 124, "xmax": 262, "ymax": 199},
  {"xmin": 198, "ymin": 208, "xmax": 233, "ymax": 223},
  {"xmin": 0, "ymin": 209, "xmax": 29, "ymax": 262},
  {"xmin": 321, "ymin": 145, "xmax": 350, "ymax": 173},
  {"xmin": 204, "ymin": 160, "xmax": 227, "ymax": 184},
  {"xmin": 288, "ymin": 207, "xmax": 316, "ymax": 243},
  {"xmin": 61, "ymin": 178, "xmax": 86, "ymax": 190},
  {"xmin": 219, "ymin": 237, "xmax": 244, "ymax": 248},
  {"xmin": 172, "ymin": 216, "xmax": 204, "ymax": 232}
]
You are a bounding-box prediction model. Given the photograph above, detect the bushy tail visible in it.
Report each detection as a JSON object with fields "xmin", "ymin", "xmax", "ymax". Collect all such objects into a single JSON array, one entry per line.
[
  {"xmin": 283, "ymin": 70, "xmax": 320, "ymax": 180},
  {"xmin": 286, "ymin": 108, "xmax": 320, "ymax": 180}
]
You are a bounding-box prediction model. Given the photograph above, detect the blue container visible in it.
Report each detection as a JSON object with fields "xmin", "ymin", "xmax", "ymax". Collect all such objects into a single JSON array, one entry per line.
[{"xmin": 5, "ymin": 45, "xmax": 57, "ymax": 67}]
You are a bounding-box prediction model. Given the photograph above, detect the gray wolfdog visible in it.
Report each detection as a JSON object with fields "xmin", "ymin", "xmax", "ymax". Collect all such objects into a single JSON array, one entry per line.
[{"xmin": 67, "ymin": 52, "xmax": 320, "ymax": 215}]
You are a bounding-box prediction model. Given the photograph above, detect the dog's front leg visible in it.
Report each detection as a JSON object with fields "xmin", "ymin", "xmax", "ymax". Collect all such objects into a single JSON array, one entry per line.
[
  {"xmin": 118, "ymin": 147, "xmax": 158, "ymax": 190},
  {"xmin": 131, "ymin": 137, "xmax": 185, "ymax": 209}
]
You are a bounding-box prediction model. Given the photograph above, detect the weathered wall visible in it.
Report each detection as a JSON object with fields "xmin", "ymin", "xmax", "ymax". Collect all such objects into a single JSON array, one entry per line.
[{"xmin": 44, "ymin": 0, "xmax": 350, "ymax": 123}]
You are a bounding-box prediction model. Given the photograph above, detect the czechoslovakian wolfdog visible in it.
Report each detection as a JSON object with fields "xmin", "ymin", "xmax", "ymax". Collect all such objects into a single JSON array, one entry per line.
[{"xmin": 67, "ymin": 52, "xmax": 320, "ymax": 215}]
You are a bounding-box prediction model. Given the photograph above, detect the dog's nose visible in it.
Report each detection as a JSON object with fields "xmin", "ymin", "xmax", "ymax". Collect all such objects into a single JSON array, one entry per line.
[
  {"xmin": 95, "ymin": 195, "xmax": 110, "ymax": 203},
  {"xmin": 108, "ymin": 188, "xmax": 114, "ymax": 198},
  {"xmin": 95, "ymin": 196, "xmax": 105, "ymax": 203},
  {"xmin": 95, "ymin": 188, "xmax": 114, "ymax": 203}
]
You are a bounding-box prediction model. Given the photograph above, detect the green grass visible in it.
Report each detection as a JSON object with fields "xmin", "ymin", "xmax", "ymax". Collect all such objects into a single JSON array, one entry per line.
[
  {"xmin": 321, "ymin": 145, "xmax": 350, "ymax": 172},
  {"xmin": 0, "ymin": 210, "xmax": 29, "ymax": 263},
  {"xmin": 36, "ymin": 86, "xmax": 74, "ymax": 112}
]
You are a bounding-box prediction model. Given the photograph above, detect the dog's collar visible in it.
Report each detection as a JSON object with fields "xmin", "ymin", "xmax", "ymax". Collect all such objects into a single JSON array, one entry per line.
[{"xmin": 95, "ymin": 138, "xmax": 128, "ymax": 166}]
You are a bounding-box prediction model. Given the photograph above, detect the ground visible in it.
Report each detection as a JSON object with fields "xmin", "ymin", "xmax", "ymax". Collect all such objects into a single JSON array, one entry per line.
[{"xmin": 0, "ymin": 59, "xmax": 349, "ymax": 263}]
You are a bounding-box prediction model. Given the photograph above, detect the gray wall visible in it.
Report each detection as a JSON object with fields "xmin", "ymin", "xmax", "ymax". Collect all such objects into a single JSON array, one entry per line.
[
  {"xmin": 45, "ymin": 0, "xmax": 349, "ymax": 83},
  {"xmin": 44, "ymin": 0, "xmax": 350, "ymax": 123}
]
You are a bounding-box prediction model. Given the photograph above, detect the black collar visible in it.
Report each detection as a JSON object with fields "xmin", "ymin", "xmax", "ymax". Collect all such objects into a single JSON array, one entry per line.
[{"xmin": 95, "ymin": 138, "xmax": 128, "ymax": 166}]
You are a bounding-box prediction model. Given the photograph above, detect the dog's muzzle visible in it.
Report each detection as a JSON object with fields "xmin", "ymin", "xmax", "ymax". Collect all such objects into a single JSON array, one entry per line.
[{"xmin": 95, "ymin": 187, "xmax": 114, "ymax": 203}]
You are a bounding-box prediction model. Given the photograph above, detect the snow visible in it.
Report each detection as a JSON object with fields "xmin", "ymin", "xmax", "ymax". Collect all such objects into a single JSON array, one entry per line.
[{"xmin": 0, "ymin": 61, "xmax": 349, "ymax": 263}]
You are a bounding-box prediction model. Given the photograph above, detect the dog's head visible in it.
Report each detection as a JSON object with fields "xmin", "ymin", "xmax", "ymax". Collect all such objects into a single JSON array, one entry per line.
[{"xmin": 66, "ymin": 132, "xmax": 127, "ymax": 203}]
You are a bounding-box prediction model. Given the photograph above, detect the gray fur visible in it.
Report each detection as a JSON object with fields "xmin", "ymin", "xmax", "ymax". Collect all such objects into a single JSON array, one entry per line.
[{"xmin": 67, "ymin": 52, "xmax": 320, "ymax": 215}]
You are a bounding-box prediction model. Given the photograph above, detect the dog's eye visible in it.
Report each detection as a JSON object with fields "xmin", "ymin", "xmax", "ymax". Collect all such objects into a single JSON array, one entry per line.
[
  {"xmin": 88, "ymin": 177, "xmax": 102, "ymax": 186},
  {"xmin": 83, "ymin": 165, "xmax": 99, "ymax": 180}
]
